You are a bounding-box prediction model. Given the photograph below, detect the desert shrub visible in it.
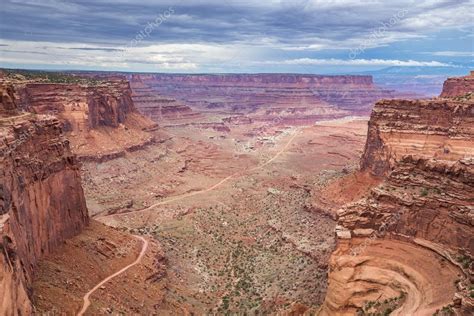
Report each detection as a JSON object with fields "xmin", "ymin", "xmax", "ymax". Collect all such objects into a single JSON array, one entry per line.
[{"xmin": 420, "ymin": 187, "xmax": 429, "ymax": 197}]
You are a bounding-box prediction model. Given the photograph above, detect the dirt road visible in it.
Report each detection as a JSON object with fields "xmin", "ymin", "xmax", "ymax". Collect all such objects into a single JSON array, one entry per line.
[
  {"xmin": 99, "ymin": 129, "xmax": 300, "ymax": 219},
  {"xmin": 76, "ymin": 235, "xmax": 148, "ymax": 316}
]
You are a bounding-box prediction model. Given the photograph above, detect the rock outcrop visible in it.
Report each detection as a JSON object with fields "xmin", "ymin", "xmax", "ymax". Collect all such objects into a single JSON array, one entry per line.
[
  {"xmin": 361, "ymin": 98, "xmax": 474, "ymax": 176},
  {"xmin": 320, "ymin": 73, "xmax": 474, "ymax": 315},
  {"xmin": 0, "ymin": 82, "xmax": 89, "ymax": 315},
  {"xmin": 440, "ymin": 71, "xmax": 474, "ymax": 98},
  {"xmin": 9, "ymin": 76, "xmax": 157, "ymax": 160},
  {"xmin": 0, "ymin": 85, "xmax": 17, "ymax": 116},
  {"xmin": 16, "ymin": 81, "xmax": 133, "ymax": 129},
  {"xmin": 340, "ymin": 156, "xmax": 473, "ymax": 251}
]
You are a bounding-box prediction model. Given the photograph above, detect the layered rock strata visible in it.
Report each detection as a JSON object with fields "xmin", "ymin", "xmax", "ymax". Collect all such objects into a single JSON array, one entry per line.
[
  {"xmin": 361, "ymin": 98, "xmax": 474, "ymax": 176},
  {"xmin": 16, "ymin": 81, "xmax": 135, "ymax": 129},
  {"xmin": 320, "ymin": 74, "xmax": 474, "ymax": 315},
  {"xmin": 0, "ymin": 82, "xmax": 89, "ymax": 315},
  {"xmin": 340, "ymin": 156, "xmax": 473, "ymax": 251},
  {"xmin": 128, "ymin": 74, "xmax": 410, "ymax": 124},
  {"xmin": 129, "ymin": 74, "xmax": 200, "ymax": 123},
  {"xmin": 440, "ymin": 71, "xmax": 474, "ymax": 98},
  {"xmin": 10, "ymin": 77, "xmax": 157, "ymax": 160}
]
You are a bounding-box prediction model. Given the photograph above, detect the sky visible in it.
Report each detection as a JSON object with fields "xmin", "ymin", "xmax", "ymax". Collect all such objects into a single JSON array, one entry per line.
[{"xmin": 0, "ymin": 0, "xmax": 473, "ymax": 73}]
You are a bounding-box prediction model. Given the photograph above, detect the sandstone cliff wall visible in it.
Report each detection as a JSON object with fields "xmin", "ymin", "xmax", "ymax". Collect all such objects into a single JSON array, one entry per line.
[
  {"xmin": 361, "ymin": 98, "xmax": 474, "ymax": 176},
  {"xmin": 134, "ymin": 73, "xmax": 375, "ymax": 86},
  {"xmin": 321, "ymin": 74, "xmax": 474, "ymax": 315},
  {"xmin": 11, "ymin": 78, "xmax": 157, "ymax": 161},
  {"xmin": 0, "ymin": 83, "xmax": 89, "ymax": 315},
  {"xmin": 340, "ymin": 156, "xmax": 473, "ymax": 252},
  {"xmin": 16, "ymin": 80, "xmax": 139, "ymax": 131},
  {"xmin": 322, "ymin": 156, "xmax": 473, "ymax": 315},
  {"xmin": 0, "ymin": 85, "xmax": 17, "ymax": 116},
  {"xmin": 440, "ymin": 72, "xmax": 474, "ymax": 98}
]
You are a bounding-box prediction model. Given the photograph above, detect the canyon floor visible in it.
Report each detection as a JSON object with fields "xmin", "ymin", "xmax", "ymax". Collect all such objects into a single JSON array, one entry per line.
[{"xmin": 32, "ymin": 117, "xmax": 369, "ymax": 314}]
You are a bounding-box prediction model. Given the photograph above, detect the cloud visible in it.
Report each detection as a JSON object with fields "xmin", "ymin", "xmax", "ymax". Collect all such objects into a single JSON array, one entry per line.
[
  {"xmin": 429, "ymin": 51, "xmax": 474, "ymax": 57},
  {"xmin": 0, "ymin": 39, "xmax": 238, "ymax": 71},
  {"xmin": 66, "ymin": 47, "xmax": 125, "ymax": 52},
  {"xmin": 1, "ymin": 0, "xmax": 472, "ymax": 47},
  {"xmin": 272, "ymin": 58, "xmax": 452, "ymax": 67},
  {"xmin": 0, "ymin": 0, "xmax": 472, "ymax": 71}
]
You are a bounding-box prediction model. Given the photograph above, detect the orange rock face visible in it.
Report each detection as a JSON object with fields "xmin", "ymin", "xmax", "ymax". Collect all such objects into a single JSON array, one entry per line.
[
  {"xmin": 11, "ymin": 78, "xmax": 157, "ymax": 161},
  {"xmin": 361, "ymin": 98, "xmax": 474, "ymax": 176},
  {"xmin": 15, "ymin": 79, "xmax": 145, "ymax": 130},
  {"xmin": 340, "ymin": 156, "xmax": 473, "ymax": 251},
  {"xmin": 440, "ymin": 71, "xmax": 474, "ymax": 98},
  {"xmin": 0, "ymin": 82, "xmax": 89, "ymax": 315},
  {"xmin": 321, "ymin": 74, "xmax": 474, "ymax": 315},
  {"xmin": 0, "ymin": 84, "xmax": 17, "ymax": 116}
]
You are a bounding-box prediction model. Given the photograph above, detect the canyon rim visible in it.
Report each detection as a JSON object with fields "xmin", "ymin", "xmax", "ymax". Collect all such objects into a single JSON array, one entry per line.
[{"xmin": 1, "ymin": 1, "xmax": 473, "ymax": 315}]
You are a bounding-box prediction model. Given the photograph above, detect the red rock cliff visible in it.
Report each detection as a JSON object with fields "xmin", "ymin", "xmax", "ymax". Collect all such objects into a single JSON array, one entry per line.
[
  {"xmin": 134, "ymin": 73, "xmax": 375, "ymax": 86},
  {"xmin": 11, "ymin": 78, "xmax": 157, "ymax": 161},
  {"xmin": 440, "ymin": 71, "xmax": 474, "ymax": 98},
  {"xmin": 0, "ymin": 82, "xmax": 89, "ymax": 315},
  {"xmin": 361, "ymin": 98, "xmax": 474, "ymax": 176},
  {"xmin": 320, "ymin": 75, "xmax": 474, "ymax": 315},
  {"xmin": 16, "ymin": 80, "xmax": 139, "ymax": 131}
]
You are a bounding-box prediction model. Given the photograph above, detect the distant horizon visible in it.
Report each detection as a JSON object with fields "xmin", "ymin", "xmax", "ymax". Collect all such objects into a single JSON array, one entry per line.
[
  {"xmin": 1, "ymin": 66, "xmax": 472, "ymax": 77},
  {"xmin": 1, "ymin": 1, "xmax": 473, "ymax": 73}
]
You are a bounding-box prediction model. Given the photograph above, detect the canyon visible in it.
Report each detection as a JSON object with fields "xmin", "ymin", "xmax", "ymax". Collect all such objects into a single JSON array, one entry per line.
[
  {"xmin": 127, "ymin": 73, "xmax": 416, "ymax": 128},
  {"xmin": 0, "ymin": 69, "xmax": 472, "ymax": 315},
  {"xmin": 0, "ymin": 72, "xmax": 166, "ymax": 315},
  {"xmin": 320, "ymin": 73, "xmax": 474, "ymax": 315}
]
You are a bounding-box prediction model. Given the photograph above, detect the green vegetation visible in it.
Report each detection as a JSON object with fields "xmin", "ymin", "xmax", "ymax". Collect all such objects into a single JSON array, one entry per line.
[
  {"xmin": 357, "ymin": 292, "xmax": 407, "ymax": 316},
  {"xmin": 420, "ymin": 187, "xmax": 429, "ymax": 197},
  {"xmin": 453, "ymin": 92, "xmax": 473, "ymax": 101},
  {"xmin": 139, "ymin": 188, "xmax": 328, "ymax": 314},
  {"xmin": 456, "ymin": 254, "xmax": 472, "ymax": 269},
  {"xmin": 383, "ymin": 307, "xmax": 393, "ymax": 316},
  {"xmin": 433, "ymin": 304, "xmax": 455, "ymax": 315},
  {"xmin": 2, "ymin": 69, "xmax": 105, "ymax": 85}
]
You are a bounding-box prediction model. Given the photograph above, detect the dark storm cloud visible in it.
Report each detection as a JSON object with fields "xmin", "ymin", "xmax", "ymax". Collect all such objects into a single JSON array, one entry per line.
[
  {"xmin": 1, "ymin": 0, "xmax": 472, "ymax": 72},
  {"xmin": 0, "ymin": 0, "xmax": 471, "ymax": 48}
]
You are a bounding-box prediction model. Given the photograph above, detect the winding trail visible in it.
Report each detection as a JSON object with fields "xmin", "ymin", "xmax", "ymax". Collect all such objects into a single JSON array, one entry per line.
[
  {"xmin": 82, "ymin": 129, "xmax": 300, "ymax": 313},
  {"xmin": 100, "ymin": 129, "xmax": 300, "ymax": 218},
  {"xmin": 77, "ymin": 235, "xmax": 148, "ymax": 316}
]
